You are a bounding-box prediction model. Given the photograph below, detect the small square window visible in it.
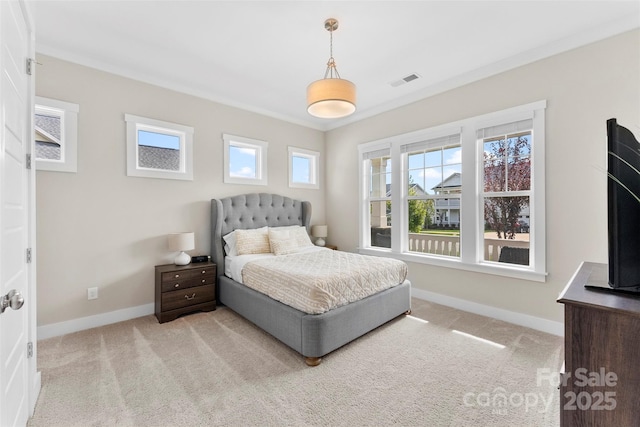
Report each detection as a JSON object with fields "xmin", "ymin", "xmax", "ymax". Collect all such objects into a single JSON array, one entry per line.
[
  {"xmin": 34, "ymin": 96, "xmax": 79, "ymax": 173},
  {"xmin": 223, "ymin": 134, "xmax": 268, "ymax": 186},
  {"xmin": 125, "ymin": 114, "xmax": 193, "ymax": 181},
  {"xmin": 288, "ymin": 147, "xmax": 319, "ymax": 189}
]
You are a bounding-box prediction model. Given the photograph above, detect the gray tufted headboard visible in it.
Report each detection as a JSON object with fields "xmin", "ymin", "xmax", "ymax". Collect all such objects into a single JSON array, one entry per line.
[{"xmin": 210, "ymin": 193, "xmax": 312, "ymax": 281}]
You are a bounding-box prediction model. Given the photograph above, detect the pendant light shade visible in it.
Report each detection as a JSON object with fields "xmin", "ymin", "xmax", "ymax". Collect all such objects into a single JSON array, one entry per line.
[
  {"xmin": 307, "ymin": 78, "xmax": 356, "ymax": 118},
  {"xmin": 307, "ymin": 18, "xmax": 356, "ymax": 119}
]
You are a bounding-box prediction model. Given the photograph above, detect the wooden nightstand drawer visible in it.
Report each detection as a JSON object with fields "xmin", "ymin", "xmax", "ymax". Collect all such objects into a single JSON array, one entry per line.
[
  {"xmin": 155, "ymin": 262, "xmax": 216, "ymax": 323},
  {"xmin": 160, "ymin": 273, "xmax": 215, "ymax": 292},
  {"xmin": 161, "ymin": 284, "xmax": 215, "ymax": 312}
]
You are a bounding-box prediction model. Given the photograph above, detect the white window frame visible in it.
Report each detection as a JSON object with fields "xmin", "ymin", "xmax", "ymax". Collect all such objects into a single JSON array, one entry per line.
[
  {"xmin": 35, "ymin": 96, "xmax": 79, "ymax": 173},
  {"xmin": 125, "ymin": 114, "xmax": 194, "ymax": 181},
  {"xmin": 358, "ymin": 100, "xmax": 547, "ymax": 282},
  {"xmin": 360, "ymin": 145, "xmax": 392, "ymax": 248},
  {"xmin": 288, "ymin": 146, "xmax": 319, "ymax": 189},
  {"xmin": 223, "ymin": 134, "xmax": 268, "ymax": 186}
]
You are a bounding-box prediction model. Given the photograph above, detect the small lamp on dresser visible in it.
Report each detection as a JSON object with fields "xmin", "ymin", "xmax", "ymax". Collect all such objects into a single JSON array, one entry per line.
[
  {"xmin": 168, "ymin": 232, "xmax": 194, "ymax": 265},
  {"xmin": 311, "ymin": 225, "xmax": 327, "ymax": 247}
]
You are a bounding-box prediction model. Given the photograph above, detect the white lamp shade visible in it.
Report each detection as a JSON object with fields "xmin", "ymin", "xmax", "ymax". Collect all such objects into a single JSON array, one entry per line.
[
  {"xmin": 168, "ymin": 232, "xmax": 195, "ymax": 252},
  {"xmin": 311, "ymin": 225, "xmax": 328, "ymax": 246},
  {"xmin": 311, "ymin": 225, "xmax": 328, "ymax": 238}
]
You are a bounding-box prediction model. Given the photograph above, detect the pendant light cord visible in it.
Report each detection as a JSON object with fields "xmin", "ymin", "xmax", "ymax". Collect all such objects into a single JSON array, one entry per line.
[{"xmin": 324, "ymin": 22, "xmax": 341, "ymax": 79}]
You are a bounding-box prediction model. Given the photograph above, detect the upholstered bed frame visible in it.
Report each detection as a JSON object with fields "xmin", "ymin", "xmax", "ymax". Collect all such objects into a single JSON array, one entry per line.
[{"xmin": 210, "ymin": 193, "xmax": 411, "ymax": 366}]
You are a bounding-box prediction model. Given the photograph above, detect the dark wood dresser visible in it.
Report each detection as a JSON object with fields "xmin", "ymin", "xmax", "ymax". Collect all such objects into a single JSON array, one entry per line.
[
  {"xmin": 558, "ymin": 262, "xmax": 640, "ymax": 426},
  {"xmin": 154, "ymin": 262, "xmax": 216, "ymax": 323}
]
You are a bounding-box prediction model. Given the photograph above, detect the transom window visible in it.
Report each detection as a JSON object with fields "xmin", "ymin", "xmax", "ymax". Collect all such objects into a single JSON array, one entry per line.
[
  {"xmin": 34, "ymin": 96, "xmax": 79, "ymax": 173},
  {"xmin": 223, "ymin": 134, "xmax": 268, "ymax": 186},
  {"xmin": 358, "ymin": 101, "xmax": 547, "ymax": 281},
  {"xmin": 125, "ymin": 114, "xmax": 193, "ymax": 181},
  {"xmin": 288, "ymin": 147, "xmax": 319, "ymax": 189}
]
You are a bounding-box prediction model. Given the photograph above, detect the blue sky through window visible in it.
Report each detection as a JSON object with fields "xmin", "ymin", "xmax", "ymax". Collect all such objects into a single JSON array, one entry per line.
[
  {"xmin": 229, "ymin": 145, "xmax": 257, "ymax": 178},
  {"xmin": 138, "ymin": 130, "xmax": 180, "ymax": 150},
  {"xmin": 409, "ymin": 146, "xmax": 462, "ymax": 194},
  {"xmin": 292, "ymin": 155, "xmax": 311, "ymax": 183}
]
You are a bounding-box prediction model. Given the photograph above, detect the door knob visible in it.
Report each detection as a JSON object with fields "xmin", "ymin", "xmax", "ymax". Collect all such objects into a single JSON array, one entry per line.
[{"xmin": 1, "ymin": 290, "xmax": 24, "ymax": 314}]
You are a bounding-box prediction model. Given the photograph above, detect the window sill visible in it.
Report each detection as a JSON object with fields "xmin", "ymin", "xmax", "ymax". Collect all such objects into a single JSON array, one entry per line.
[{"xmin": 358, "ymin": 247, "xmax": 547, "ymax": 282}]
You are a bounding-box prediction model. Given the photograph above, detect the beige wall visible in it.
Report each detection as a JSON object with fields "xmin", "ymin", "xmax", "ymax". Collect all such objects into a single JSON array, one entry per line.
[
  {"xmin": 325, "ymin": 30, "xmax": 640, "ymax": 324},
  {"xmin": 36, "ymin": 30, "xmax": 639, "ymax": 329},
  {"xmin": 35, "ymin": 55, "xmax": 325, "ymax": 326}
]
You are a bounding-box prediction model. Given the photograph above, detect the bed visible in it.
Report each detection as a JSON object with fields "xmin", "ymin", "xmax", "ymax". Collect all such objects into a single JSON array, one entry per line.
[{"xmin": 210, "ymin": 193, "xmax": 411, "ymax": 366}]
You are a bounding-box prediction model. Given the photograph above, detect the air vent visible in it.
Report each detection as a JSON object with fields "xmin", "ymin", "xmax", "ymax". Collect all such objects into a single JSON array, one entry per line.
[{"xmin": 390, "ymin": 73, "xmax": 421, "ymax": 87}]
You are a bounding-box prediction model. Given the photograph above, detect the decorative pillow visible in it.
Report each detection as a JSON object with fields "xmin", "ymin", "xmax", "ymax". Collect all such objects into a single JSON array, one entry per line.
[
  {"xmin": 235, "ymin": 227, "xmax": 270, "ymax": 255},
  {"xmin": 290, "ymin": 226, "xmax": 314, "ymax": 248},
  {"xmin": 267, "ymin": 227, "xmax": 314, "ymax": 255},
  {"xmin": 268, "ymin": 229, "xmax": 299, "ymax": 255}
]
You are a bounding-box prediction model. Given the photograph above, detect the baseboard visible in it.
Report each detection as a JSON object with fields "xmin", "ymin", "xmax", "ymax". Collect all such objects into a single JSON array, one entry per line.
[
  {"xmin": 411, "ymin": 288, "xmax": 564, "ymax": 336},
  {"xmin": 36, "ymin": 293, "xmax": 563, "ymax": 339},
  {"xmin": 37, "ymin": 303, "xmax": 155, "ymax": 340}
]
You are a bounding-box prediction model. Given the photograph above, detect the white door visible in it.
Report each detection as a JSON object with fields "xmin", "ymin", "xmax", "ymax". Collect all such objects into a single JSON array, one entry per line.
[{"xmin": 0, "ymin": 1, "xmax": 34, "ymax": 426}]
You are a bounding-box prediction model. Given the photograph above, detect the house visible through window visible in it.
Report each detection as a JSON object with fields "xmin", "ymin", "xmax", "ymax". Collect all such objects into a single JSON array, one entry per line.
[
  {"xmin": 405, "ymin": 135, "xmax": 462, "ymax": 258},
  {"xmin": 288, "ymin": 147, "xmax": 319, "ymax": 189},
  {"xmin": 35, "ymin": 109, "xmax": 61, "ymax": 160},
  {"xmin": 125, "ymin": 114, "xmax": 193, "ymax": 181},
  {"xmin": 363, "ymin": 148, "xmax": 392, "ymax": 249},
  {"xmin": 358, "ymin": 101, "xmax": 547, "ymax": 282},
  {"xmin": 137, "ymin": 130, "xmax": 181, "ymax": 171},
  {"xmin": 34, "ymin": 96, "xmax": 79, "ymax": 173}
]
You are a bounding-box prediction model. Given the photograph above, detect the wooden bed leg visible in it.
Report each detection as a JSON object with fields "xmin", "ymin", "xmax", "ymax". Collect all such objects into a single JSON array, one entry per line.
[
  {"xmin": 304, "ymin": 356, "xmax": 322, "ymax": 367},
  {"xmin": 405, "ymin": 309, "xmax": 412, "ymax": 315}
]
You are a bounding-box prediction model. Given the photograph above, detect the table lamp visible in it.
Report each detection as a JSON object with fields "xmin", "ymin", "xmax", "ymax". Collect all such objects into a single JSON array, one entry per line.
[
  {"xmin": 311, "ymin": 225, "xmax": 327, "ymax": 247},
  {"xmin": 168, "ymin": 232, "xmax": 195, "ymax": 265}
]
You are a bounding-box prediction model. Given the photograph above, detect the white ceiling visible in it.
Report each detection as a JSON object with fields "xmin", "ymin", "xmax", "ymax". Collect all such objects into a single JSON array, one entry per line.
[{"xmin": 33, "ymin": 1, "xmax": 640, "ymax": 131}]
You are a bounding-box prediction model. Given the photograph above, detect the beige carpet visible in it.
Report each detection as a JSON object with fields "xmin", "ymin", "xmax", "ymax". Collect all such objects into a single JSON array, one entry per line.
[{"xmin": 29, "ymin": 299, "xmax": 563, "ymax": 426}]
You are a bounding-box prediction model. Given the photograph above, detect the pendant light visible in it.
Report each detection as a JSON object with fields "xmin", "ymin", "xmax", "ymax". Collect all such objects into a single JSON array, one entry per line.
[{"xmin": 307, "ymin": 18, "xmax": 356, "ymax": 119}]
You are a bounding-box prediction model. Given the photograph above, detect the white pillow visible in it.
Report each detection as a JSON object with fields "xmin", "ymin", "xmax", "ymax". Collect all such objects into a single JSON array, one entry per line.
[
  {"xmin": 222, "ymin": 231, "xmax": 238, "ymax": 256},
  {"xmin": 290, "ymin": 226, "xmax": 314, "ymax": 248},
  {"xmin": 235, "ymin": 227, "xmax": 271, "ymax": 255}
]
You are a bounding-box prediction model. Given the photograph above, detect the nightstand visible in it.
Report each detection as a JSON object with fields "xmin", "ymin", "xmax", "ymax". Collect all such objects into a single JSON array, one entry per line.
[{"xmin": 154, "ymin": 262, "xmax": 216, "ymax": 323}]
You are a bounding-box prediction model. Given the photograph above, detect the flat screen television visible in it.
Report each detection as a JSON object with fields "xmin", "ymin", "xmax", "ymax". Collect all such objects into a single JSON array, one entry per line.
[{"xmin": 606, "ymin": 118, "xmax": 640, "ymax": 293}]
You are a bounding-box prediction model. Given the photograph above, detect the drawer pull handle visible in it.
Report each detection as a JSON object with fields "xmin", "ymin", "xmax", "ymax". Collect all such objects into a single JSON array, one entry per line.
[
  {"xmin": 202, "ymin": 279, "xmax": 206, "ymax": 283},
  {"xmin": 175, "ymin": 274, "xmax": 180, "ymax": 278},
  {"xmin": 202, "ymin": 270, "xmax": 206, "ymax": 274},
  {"xmin": 185, "ymin": 293, "xmax": 196, "ymax": 300},
  {"xmin": 174, "ymin": 284, "xmax": 180, "ymax": 288}
]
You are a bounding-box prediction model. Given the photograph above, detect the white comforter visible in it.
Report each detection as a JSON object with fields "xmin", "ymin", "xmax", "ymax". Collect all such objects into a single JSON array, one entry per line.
[{"xmin": 236, "ymin": 249, "xmax": 408, "ymax": 314}]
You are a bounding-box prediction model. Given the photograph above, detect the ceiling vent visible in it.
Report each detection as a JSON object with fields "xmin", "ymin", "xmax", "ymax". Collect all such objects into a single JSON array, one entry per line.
[{"xmin": 390, "ymin": 73, "xmax": 421, "ymax": 87}]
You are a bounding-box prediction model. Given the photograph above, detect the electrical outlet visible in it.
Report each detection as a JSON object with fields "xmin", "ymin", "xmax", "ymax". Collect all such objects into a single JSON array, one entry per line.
[{"xmin": 87, "ymin": 287, "xmax": 98, "ymax": 300}]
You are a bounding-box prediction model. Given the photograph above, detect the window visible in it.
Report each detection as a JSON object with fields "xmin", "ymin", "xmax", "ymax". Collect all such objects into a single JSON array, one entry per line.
[
  {"xmin": 34, "ymin": 96, "xmax": 79, "ymax": 173},
  {"xmin": 288, "ymin": 147, "xmax": 319, "ymax": 189},
  {"xmin": 404, "ymin": 134, "xmax": 462, "ymax": 258},
  {"xmin": 125, "ymin": 114, "xmax": 193, "ymax": 181},
  {"xmin": 362, "ymin": 148, "xmax": 392, "ymax": 248},
  {"xmin": 358, "ymin": 101, "xmax": 546, "ymax": 281},
  {"xmin": 223, "ymin": 134, "xmax": 268, "ymax": 186},
  {"xmin": 480, "ymin": 120, "xmax": 532, "ymax": 267}
]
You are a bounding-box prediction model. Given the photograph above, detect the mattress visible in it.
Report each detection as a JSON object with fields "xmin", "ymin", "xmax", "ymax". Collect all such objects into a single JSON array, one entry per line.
[{"xmin": 239, "ymin": 249, "xmax": 408, "ymax": 314}]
